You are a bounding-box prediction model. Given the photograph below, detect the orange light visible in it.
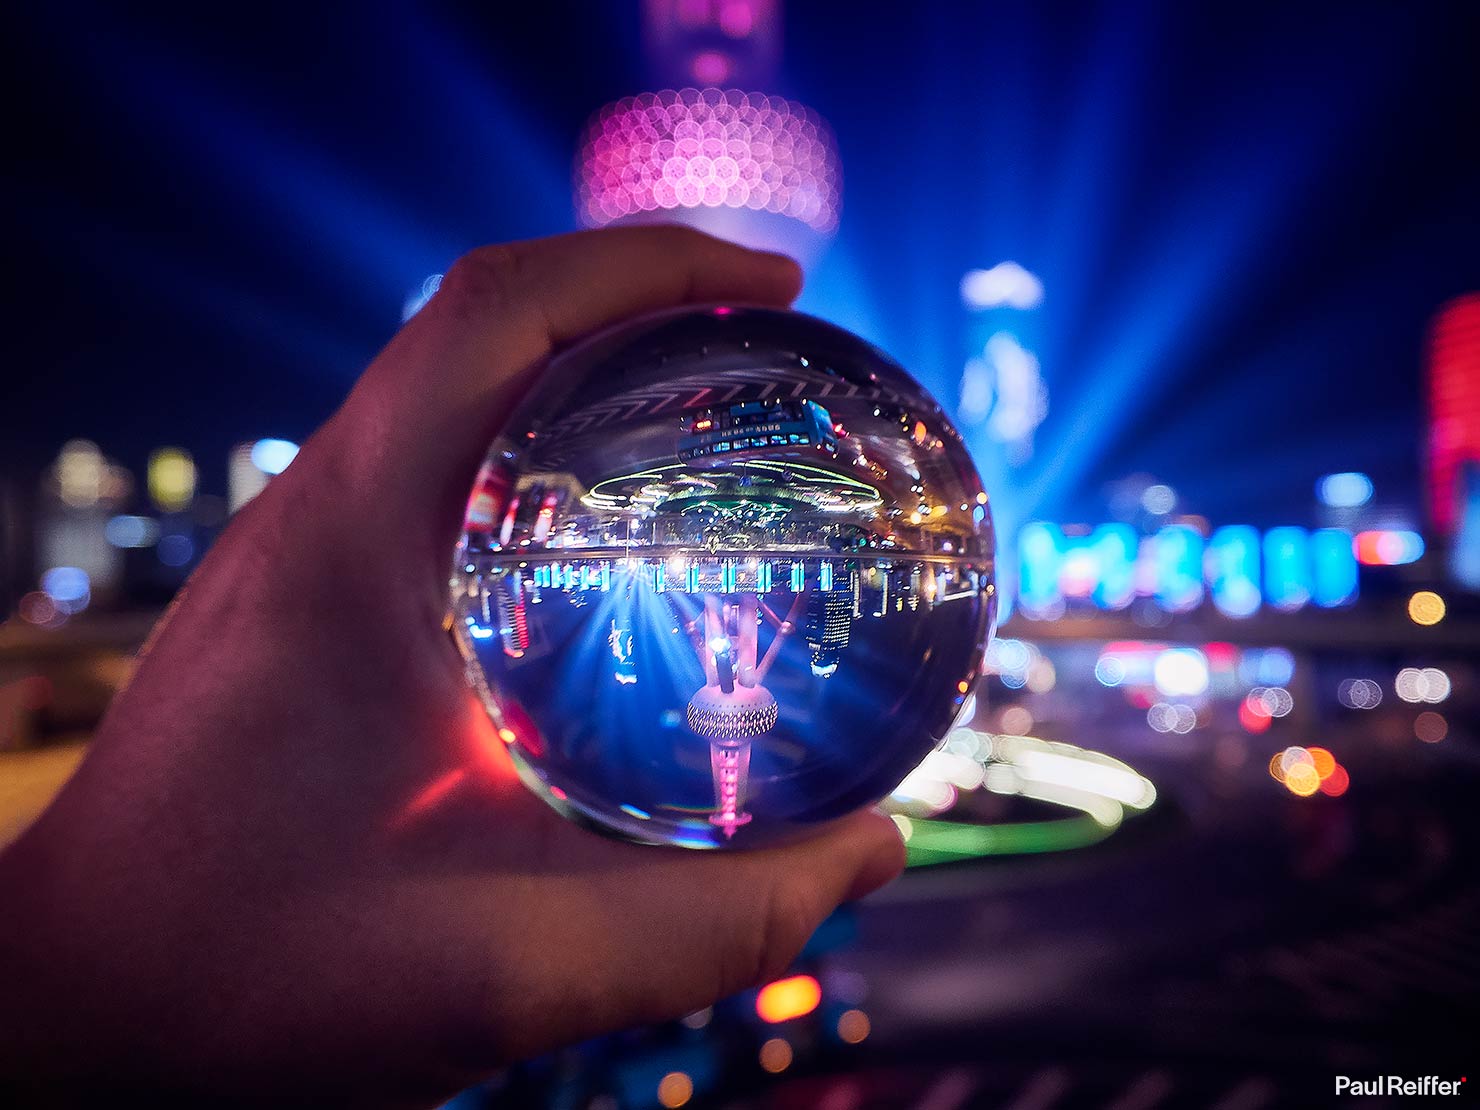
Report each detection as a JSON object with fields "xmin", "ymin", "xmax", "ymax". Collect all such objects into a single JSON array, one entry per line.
[
  {"xmin": 837, "ymin": 1009, "xmax": 871, "ymax": 1044},
  {"xmin": 957, "ymin": 680, "xmax": 970, "ymax": 694},
  {"xmin": 657, "ymin": 1071, "xmax": 693, "ymax": 1108},
  {"xmin": 694, "ymin": 419, "xmax": 712, "ymax": 431},
  {"xmin": 1267, "ymin": 752, "xmax": 1287, "ymax": 782},
  {"xmin": 755, "ymin": 974, "xmax": 822, "ymax": 1023},
  {"xmin": 1354, "ymin": 531, "xmax": 1385, "ymax": 565},
  {"xmin": 498, "ymin": 727, "xmax": 517, "ymax": 744},
  {"xmin": 758, "ymin": 1037, "xmax": 793, "ymax": 1073},
  {"xmin": 1307, "ymin": 746, "xmax": 1336, "ymax": 780},
  {"xmin": 1407, "ymin": 590, "xmax": 1446, "ymax": 626}
]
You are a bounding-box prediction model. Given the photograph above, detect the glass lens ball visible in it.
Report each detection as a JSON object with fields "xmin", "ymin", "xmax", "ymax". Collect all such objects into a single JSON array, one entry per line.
[{"xmin": 451, "ymin": 306, "xmax": 996, "ymax": 848}]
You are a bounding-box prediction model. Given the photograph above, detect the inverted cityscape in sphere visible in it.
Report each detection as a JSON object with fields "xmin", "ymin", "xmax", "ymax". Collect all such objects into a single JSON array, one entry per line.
[{"xmin": 451, "ymin": 306, "xmax": 997, "ymax": 848}]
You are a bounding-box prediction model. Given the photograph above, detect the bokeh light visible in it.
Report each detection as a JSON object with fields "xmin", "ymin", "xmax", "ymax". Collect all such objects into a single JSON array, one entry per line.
[
  {"xmin": 1152, "ymin": 647, "xmax": 1209, "ymax": 698},
  {"xmin": 56, "ymin": 439, "xmax": 105, "ymax": 509},
  {"xmin": 836, "ymin": 1008, "xmax": 871, "ymax": 1044},
  {"xmin": 1319, "ymin": 764, "xmax": 1351, "ymax": 796},
  {"xmin": 157, "ymin": 533, "xmax": 195, "ymax": 568},
  {"xmin": 402, "ymin": 273, "xmax": 443, "ymax": 321},
  {"xmin": 1241, "ymin": 698, "xmax": 1273, "ymax": 733},
  {"xmin": 18, "ymin": 591, "xmax": 64, "ymax": 628},
  {"xmin": 1414, "ymin": 711, "xmax": 1448, "ymax": 743},
  {"xmin": 1307, "ymin": 746, "xmax": 1336, "ymax": 779},
  {"xmin": 1285, "ymin": 762, "xmax": 1321, "ymax": 796},
  {"xmin": 1406, "ymin": 590, "xmax": 1446, "ymax": 625},
  {"xmin": 1147, "ymin": 702, "xmax": 1197, "ymax": 734},
  {"xmin": 1269, "ymin": 744, "xmax": 1349, "ymax": 798},
  {"xmin": 1395, "ymin": 667, "xmax": 1450, "ymax": 704},
  {"xmin": 999, "ymin": 705, "xmax": 1035, "ymax": 735},
  {"xmin": 1280, "ymin": 746, "xmax": 1313, "ymax": 776},
  {"xmin": 40, "ymin": 566, "xmax": 91, "ymax": 614},
  {"xmin": 1317, "ymin": 472, "xmax": 1373, "ymax": 508},
  {"xmin": 147, "ymin": 448, "xmax": 196, "ymax": 512},
  {"xmin": 1354, "ymin": 530, "xmax": 1425, "ymax": 566},
  {"xmin": 104, "ymin": 514, "xmax": 160, "ymax": 549},
  {"xmin": 249, "ymin": 438, "xmax": 300, "ymax": 476},
  {"xmin": 758, "ymin": 1037, "xmax": 793, "ymax": 1073},
  {"xmin": 756, "ymin": 974, "xmax": 822, "ymax": 1023},
  {"xmin": 656, "ymin": 1071, "xmax": 693, "ymax": 1108},
  {"xmin": 1337, "ymin": 678, "xmax": 1383, "ymax": 709},
  {"xmin": 1253, "ymin": 686, "xmax": 1294, "ymax": 718},
  {"xmin": 1141, "ymin": 484, "xmax": 1177, "ymax": 515},
  {"xmin": 577, "ymin": 88, "xmax": 840, "ymax": 232},
  {"xmin": 960, "ymin": 261, "xmax": 1043, "ymax": 310}
]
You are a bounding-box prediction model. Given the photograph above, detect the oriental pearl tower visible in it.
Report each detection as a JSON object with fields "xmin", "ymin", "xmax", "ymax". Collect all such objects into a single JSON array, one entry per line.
[{"xmin": 684, "ymin": 589, "xmax": 806, "ymax": 837}]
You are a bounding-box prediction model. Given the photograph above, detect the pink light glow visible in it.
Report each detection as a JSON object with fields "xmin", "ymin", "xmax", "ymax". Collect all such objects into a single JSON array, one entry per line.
[
  {"xmin": 393, "ymin": 768, "xmax": 468, "ymax": 828},
  {"xmin": 709, "ymin": 740, "xmax": 752, "ymax": 837},
  {"xmin": 577, "ymin": 88, "xmax": 841, "ymax": 233},
  {"xmin": 675, "ymin": 0, "xmax": 709, "ymax": 27},
  {"xmin": 718, "ymin": 1, "xmax": 755, "ymax": 38},
  {"xmin": 691, "ymin": 50, "xmax": 732, "ymax": 85}
]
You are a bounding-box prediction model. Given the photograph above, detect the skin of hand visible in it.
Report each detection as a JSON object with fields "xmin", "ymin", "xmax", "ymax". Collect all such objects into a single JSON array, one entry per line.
[{"xmin": 0, "ymin": 227, "xmax": 905, "ymax": 1107}]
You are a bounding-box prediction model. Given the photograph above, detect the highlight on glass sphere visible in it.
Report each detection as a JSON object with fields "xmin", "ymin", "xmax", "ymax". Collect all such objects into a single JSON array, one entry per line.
[{"xmin": 450, "ymin": 306, "xmax": 996, "ymax": 848}]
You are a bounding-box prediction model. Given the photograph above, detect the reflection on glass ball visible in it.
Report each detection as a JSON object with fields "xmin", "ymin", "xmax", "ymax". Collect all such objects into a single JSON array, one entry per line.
[{"xmin": 451, "ymin": 306, "xmax": 996, "ymax": 848}]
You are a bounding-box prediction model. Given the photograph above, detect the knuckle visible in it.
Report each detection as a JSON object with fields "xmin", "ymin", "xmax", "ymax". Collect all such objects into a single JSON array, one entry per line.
[{"xmin": 436, "ymin": 245, "xmax": 527, "ymax": 314}]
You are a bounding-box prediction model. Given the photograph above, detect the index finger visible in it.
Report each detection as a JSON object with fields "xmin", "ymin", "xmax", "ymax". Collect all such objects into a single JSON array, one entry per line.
[{"xmin": 330, "ymin": 225, "xmax": 803, "ymax": 538}]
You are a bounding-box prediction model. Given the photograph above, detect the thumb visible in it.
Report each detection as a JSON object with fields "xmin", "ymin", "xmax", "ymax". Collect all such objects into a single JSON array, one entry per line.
[
  {"xmin": 725, "ymin": 809, "xmax": 907, "ymax": 988},
  {"xmin": 496, "ymin": 808, "xmax": 908, "ymax": 1059}
]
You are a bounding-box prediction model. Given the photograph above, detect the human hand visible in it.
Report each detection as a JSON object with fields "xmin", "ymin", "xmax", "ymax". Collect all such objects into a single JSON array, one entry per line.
[{"xmin": 0, "ymin": 227, "xmax": 904, "ymax": 1107}]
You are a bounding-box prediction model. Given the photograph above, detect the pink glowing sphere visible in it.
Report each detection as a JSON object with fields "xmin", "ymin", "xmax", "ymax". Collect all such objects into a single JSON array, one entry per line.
[{"xmin": 576, "ymin": 87, "xmax": 841, "ymax": 233}]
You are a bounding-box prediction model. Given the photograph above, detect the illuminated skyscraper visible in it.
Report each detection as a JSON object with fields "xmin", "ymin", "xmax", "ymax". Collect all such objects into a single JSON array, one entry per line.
[
  {"xmin": 496, "ymin": 579, "xmax": 530, "ymax": 658},
  {"xmin": 805, "ymin": 589, "xmax": 852, "ymax": 677}
]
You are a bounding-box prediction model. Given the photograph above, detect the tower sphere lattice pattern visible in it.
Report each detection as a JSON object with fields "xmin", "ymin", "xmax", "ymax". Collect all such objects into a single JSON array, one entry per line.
[
  {"xmin": 577, "ymin": 88, "xmax": 841, "ymax": 232},
  {"xmin": 686, "ymin": 691, "xmax": 780, "ymax": 741}
]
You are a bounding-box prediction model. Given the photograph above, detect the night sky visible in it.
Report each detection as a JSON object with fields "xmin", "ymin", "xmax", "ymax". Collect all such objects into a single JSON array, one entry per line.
[{"xmin": 9, "ymin": 1, "xmax": 1479, "ymax": 528}]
